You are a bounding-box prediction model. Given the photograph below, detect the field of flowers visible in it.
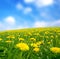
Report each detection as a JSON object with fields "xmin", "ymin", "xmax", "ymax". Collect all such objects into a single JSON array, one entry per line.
[{"xmin": 0, "ymin": 27, "xmax": 60, "ymax": 59}]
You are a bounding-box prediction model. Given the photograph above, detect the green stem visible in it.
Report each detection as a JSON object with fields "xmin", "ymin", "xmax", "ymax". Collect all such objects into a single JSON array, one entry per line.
[{"xmin": 27, "ymin": 51, "xmax": 31, "ymax": 59}]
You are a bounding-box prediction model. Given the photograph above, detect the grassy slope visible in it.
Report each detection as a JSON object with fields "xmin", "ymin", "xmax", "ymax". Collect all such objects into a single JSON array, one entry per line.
[
  {"xmin": 0, "ymin": 27, "xmax": 60, "ymax": 59},
  {"xmin": 0, "ymin": 27, "xmax": 60, "ymax": 33}
]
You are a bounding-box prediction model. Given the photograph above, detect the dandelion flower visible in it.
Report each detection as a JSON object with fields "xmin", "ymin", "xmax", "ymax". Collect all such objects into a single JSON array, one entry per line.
[
  {"xmin": 16, "ymin": 43, "xmax": 29, "ymax": 51},
  {"xmin": 47, "ymin": 42, "xmax": 51, "ymax": 44},
  {"xmin": 50, "ymin": 47, "xmax": 60, "ymax": 53},
  {"xmin": 31, "ymin": 43, "xmax": 38, "ymax": 47},
  {"xmin": 7, "ymin": 35, "xmax": 15, "ymax": 39},
  {"xmin": 36, "ymin": 41, "xmax": 44, "ymax": 45},
  {"xmin": 19, "ymin": 38, "xmax": 24, "ymax": 41},
  {"xmin": 50, "ymin": 36, "xmax": 54, "ymax": 38},
  {"xmin": 0, "ymin": 38, "xmax": 2, "ymax": 41},
  {"xmin": 6, "ymin": 40, "xmax": 12, "ymax": 43},
  {"xmin": 30, "ymin": 38, "xmax": 36, "ymax": 41},
  {"xmin": 33, "ymin": 47, "xmax": 40, "ymax": 52}
]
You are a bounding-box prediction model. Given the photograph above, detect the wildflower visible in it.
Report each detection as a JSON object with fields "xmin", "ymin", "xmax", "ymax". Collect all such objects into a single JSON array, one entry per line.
[
  {"xmin": 6, "ymin": 36, "xmax": 11, "ymax": 38},
  {"xmin": 50, "ymin": 47, "xmax": 60, "ymax": 53},
  {"xmin": 16, "ymin": 43, "xmax": 29, "ymax": 51},
  {"xmin": 28, "ymin": 32, "xmax": 32, "ymax": 35},
  {"xmin": 47, "ymin": 42, "xmax": 51, "ymax": 44},
  {"xmin": 11, "ymin": 36, "xmax": 15, "ymax": 39},
  {"xmin": 34, "ymin": 33, "xmax": 39, "ymax": 35},
  {"xmin": 6, "ymin": 40, "xmax": 12, "ymax": 43},
  {"xmin": 31, "ymin": 43, "xmax": 38, "ymax": 47},
  {"xmin": 7, "ymin": 35, "xmax": 15, "ymax": 39},
  {"xmin": 33, "ymin": 47, "xmax": 40, "ymax": 52},
  {"xmin": 45, "ymin": 32, "xmax": 48, "ymax": 34},
  {"xmin": 58, "ymin": 33, "xmax": 60, "ymax": 35},
  {"xmin": 0, "ymin": 38, "xmax": 2, "ymax": 41},
  {"xmin": 30, "ymin": 38, "xmax": 36, "ymax": 41},
  {"xmin": 50, "ymin": 36, "xmax": 54, "ymax": 38},
  {"xmin": 56, "ymin": 35, "xmax": 58, "ymax": 38},
  {"xmin": 19, "ymin": 38, "xmax": 24, "ymax": 41},
  {"xmin": 36, "ymin": 41, "xmax": 44, "ymax": 45},
  {"xmin": 45, "ymin": 36, "xmax": 49, "ymax": 38}
]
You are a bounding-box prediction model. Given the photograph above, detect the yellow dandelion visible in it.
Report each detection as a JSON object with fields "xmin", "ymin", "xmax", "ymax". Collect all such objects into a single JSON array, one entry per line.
[
  {"xmin": 58, "ymin": 33, "xmax": 60, "ymax": 35},
  {"xmin": 50, "ymin": 47, "xmax": 60, "ymax": 53},
  {"xmin": 45, "ymin": 36, "xmax": 49, "ymax": 38},
  {"xmin": 16, "ymin": 43, "xmax": 29, "ymax": 51},
  {"xmin": 50, "ymin": 36, "xmax": 54, "ymax": 38},
  {"xmin": 7, "ymin": 36, "xmax": 15, "ymax": 39},
  {"xmin": 36, "ymin": 41, "xmax": 44, "ymax": 46},
  {"xmin": 30, "ymin": 38, "xmax": 36, "ymax": 41},
  {"xmin": 47, "ymin": 42, "xmax": 51, "ymax": 44},
  {"xmin": 56, "ymin": 35, "xmax": 58, "ymax": 38},
  {"xmin": 0, "ymin": 38, "xmax": 2, "ymax": 41},
  {"xmin": 6, "ymin": 36, "xmax": 10, "ymax": 38},
  {"xmin": 34, "ymin": 33, "xmax": 39, "ymax": 35},
  {"xmin": 11, "ymin": 36, "xmax": 15, "ymax": 39},
  {"xmin": 33, "ymin": 47, "xmax": 40, "ymax": 52},
  {"xmin": 6, "ymin": 40, "xmax": 12, "ymax": 43},
  {"xmin": 28, "ymin": 32, "xmax": 32, "ymax": 35},
  {"xmin": 19, "ymin": 38, "xmax": 24, "ymax": 41},
  {"xmin": 31, "ymin": 43, "xmax": 38, "ymax": 47},
  {"xmin": 45, "ymin": 32, "xmax": 48, "ymax": 34}
]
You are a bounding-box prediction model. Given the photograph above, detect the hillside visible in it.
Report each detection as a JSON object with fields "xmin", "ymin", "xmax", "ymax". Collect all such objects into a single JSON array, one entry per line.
[{"xmin": 0, "ymin": 27, "xmax": 60, "ymax": 59}]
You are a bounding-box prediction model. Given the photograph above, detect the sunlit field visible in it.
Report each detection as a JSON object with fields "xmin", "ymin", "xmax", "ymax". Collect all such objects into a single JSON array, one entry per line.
[{"xmin": 0, "ymin": 27, "xmax": 60, "ymax": 59}]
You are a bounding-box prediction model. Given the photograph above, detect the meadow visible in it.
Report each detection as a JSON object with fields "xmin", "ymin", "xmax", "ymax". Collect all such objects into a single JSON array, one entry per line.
[{"xmin": 0, "ymin": 27, "xmax": 60, "ymax": 59}]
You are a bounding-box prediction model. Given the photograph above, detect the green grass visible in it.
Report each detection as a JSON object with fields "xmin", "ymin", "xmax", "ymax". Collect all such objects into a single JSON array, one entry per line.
[{"xmin": 0, "ymin": 27, "xmax": 60, "ymax": 59}]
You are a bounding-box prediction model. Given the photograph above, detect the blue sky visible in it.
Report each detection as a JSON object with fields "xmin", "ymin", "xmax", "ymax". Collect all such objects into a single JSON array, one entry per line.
[{"xmin": 0, "ymin": 0, "xmax": 60, "ymax": 30}]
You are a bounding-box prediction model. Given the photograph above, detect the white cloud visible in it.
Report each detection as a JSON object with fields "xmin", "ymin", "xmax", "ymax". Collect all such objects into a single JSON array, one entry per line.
[
  {"xmin": 0, "ymin": 18, "xmax": 29, "ymax": 30},
  {"xmin": 24, "ymin": 0, "xmax": 54, "ymax": 7},
  {"xmin": 24, "ymin": 7, "xmax": 32, "ymax": 14},
  {"xmin": 16, "ymin": 3, "xmax": 23, "ymax": 10},
  {"xmin": 34, "ymin": 0, "xmax": 54, "ymax": 7},
  {"xmin": 16, "ymin": 3, "xmax": 32, "ymax": 14},
  {"xmin": 5, "ymin": 27, "xmax": 14, "ymax": 30},
  {"xmin": 0, "ymin": 18, "xmax": 60, "ymax": 31},
  {"xmin": 34, "ymin": 20, "xmax": 60, "ymax": 28},
  {"xmin": 4, "ymin": 16, "xmax": 15, "ymax": 25},
  {"xmin": 17, "ymin": 26, "xmax": 28, "ymax": 29},
  {"xmin": 0, "ymin": 16, "xmax": 16, "ymax": 30},
  {"xmin": 34, "ymin": 21, "xmax": 48, "ymax": 27},
  {"xmin": 24, "ymin": 0, "xmax": 34, "ymax": 3},
  {"xmin": 50, "ymin": 20, "xmax": 60, "ymax": 26}
]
